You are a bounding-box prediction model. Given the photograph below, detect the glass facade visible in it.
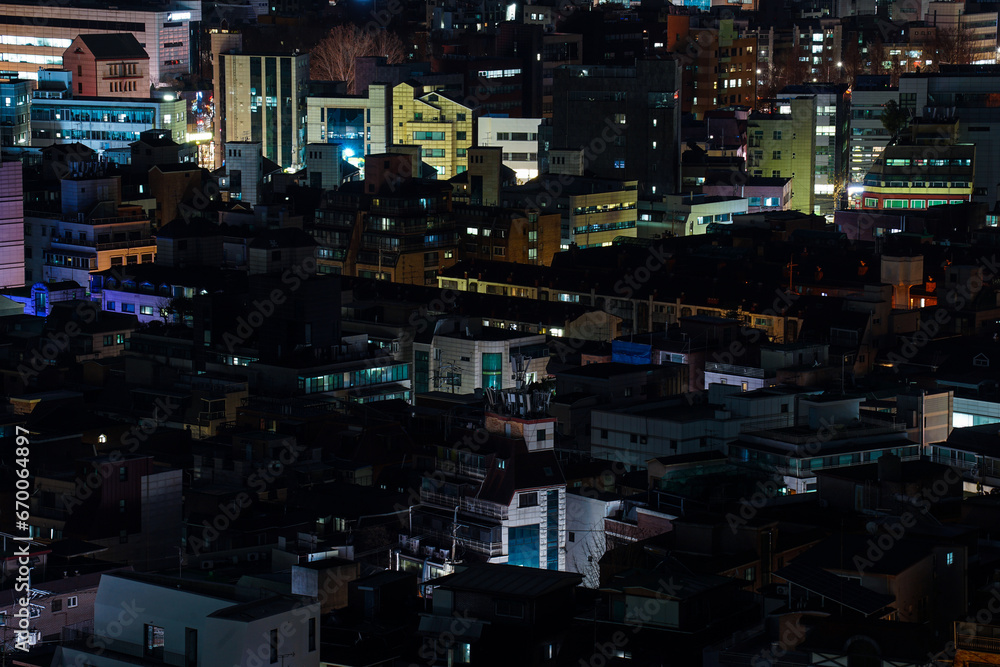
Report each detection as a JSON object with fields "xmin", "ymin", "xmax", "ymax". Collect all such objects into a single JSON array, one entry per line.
[
  {"xmin": 265, "ymin": 57, "xmax": 277, "ymax": 161},
  {"xmin": 415, "ymin": 351, "xmax": 429, "ymax": 393},
  {"xmin": 546, "ymin": 490, "xmax": 558, "ymax": 570},
  {"xmin": 482, "ymin": 353, "xmax": 502, "ymax": 389},
  {"xmin": 508, "ymin": 524, "xmax": 539, "ymax": 568},
  {"xmin": 326, "ymin": 107, "xmax": 365, "ymax": 158},
  {"xmin": 280, "ymin": 57, "xmax": 291, "ymax": 168}
]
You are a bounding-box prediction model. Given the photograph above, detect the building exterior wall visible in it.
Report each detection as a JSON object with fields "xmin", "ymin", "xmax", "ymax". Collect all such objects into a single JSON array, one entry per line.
[
  {"xmin": 0, "ymin": 161, "xmax": 24, "ymax": 288},
  {"xmin": 220, "ymin": 54, "xmax": 309, "ymax": 170},
  {"xmin": 0, "ymin": 2, "xmax": 200, "ymax": 85},
  {"xmin": 477, "ymin": 116, "xmax": 542, "ymax": 183},
  {"xmin": 305, "ymin": 83, "xmax": 391, "ymax": 159},
  {"xmin": 31, "ymin": 97, "xmax": 186, "ymax": 151},
  {"xmin": 392, "ymin": 82, "xmax": 473, "ymax": 179},
  {"xmin": 748, "ymin": 97, "xmax": 818, "ymax": 214}
]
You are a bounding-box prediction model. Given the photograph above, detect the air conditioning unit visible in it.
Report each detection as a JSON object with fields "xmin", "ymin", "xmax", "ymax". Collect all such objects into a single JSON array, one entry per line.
[
  {"xmin": 200, "ymin": 560, "xmax": 214, "ymax": 570},
  {"xmin": 424, "ymin": 545, "xmax": 435, "ymax": 557},
  {"xmin": 247, "ymin": 552, "xmax": 260, "ymax": 562},
  {"xmin": 438, "ymin": 549, "xmax": 451, "ymax": 560}
]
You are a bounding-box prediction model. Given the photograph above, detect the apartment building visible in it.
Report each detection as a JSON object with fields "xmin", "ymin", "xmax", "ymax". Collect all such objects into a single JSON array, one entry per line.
[
  {"xmin": 748, "ymin": 97, "xmax": 818, "ymax": 215},
  {"xmin": 392, "ymin": 82, "xmax": 474, "ymax": 179}
]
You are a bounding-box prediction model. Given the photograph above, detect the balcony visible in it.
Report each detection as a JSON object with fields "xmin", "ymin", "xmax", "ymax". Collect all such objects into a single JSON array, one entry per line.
[{"xmin": 957, "ymin": 633, "xmax": 1000, "ymax": 653}]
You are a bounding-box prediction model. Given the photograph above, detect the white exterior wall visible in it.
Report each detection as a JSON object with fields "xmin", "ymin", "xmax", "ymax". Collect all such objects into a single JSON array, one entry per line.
[
  {"xmin": 428, "ymin": 333, "xmax": 547, "ymax": 395},
  {"xmin": 477, "ymin": 116, "xmax": 542, "ymax": 183},
  {"xmin": 500, "ymin": 486, "xmax": 566, "ymax": 571},
  {"xmin": 54, "ymin": 574, "xmax": 321, "ymax": 667},
  {"xmin": 564, "ymin": 493, "xmax": 618, "ymax": 588},
  {"xmin": 305, "ymin": 83, "xmax": 391, "ymax": 157},
  {"xmin": 953, "ymin": 395, "xmax": 1000, "ymax": 428}
]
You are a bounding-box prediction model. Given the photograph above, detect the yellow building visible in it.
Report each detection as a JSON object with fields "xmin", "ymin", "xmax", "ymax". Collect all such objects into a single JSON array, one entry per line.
[
  {"xmin": 748, "ymin": 97, "xmax": 818, "ymax": 215},
  {"xmin": 392, "ymin": 83, "xmax": 473, "ymax": 179}
]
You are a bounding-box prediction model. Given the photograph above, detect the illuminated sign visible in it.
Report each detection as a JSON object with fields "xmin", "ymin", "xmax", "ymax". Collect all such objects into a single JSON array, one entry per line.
[{"xmin": 167, "ymin": 11, "xmax": 191, "ymax": 20}]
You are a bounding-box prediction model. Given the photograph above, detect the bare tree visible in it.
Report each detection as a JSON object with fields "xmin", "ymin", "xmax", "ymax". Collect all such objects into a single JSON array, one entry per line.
[
  {"xmin": 572, "ymin": 515, "xmax": 658, "ymax": 588},
  {"xmin": 929, "ymin": 25, "xmax": 975, "ymax": 67},
  {"xmin": 310, "ymin": 25, "xmax": 405, "ymax": 93}
]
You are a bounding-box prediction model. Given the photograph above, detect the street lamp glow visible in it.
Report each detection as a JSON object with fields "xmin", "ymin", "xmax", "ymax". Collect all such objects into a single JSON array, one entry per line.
[{"xmin": 837, "ymin": 61, "xmax": 842, "ymax": 67}]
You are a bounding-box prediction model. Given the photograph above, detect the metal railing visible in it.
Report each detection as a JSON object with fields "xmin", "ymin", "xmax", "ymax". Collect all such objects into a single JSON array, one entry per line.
[{"xmin": 957, "ymin": 634, "xmax": 1000, "ymax": 652}]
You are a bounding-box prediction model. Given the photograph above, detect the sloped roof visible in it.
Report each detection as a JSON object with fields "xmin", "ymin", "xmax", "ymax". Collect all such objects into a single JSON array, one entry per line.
[{"xmin": 77, "ymin": 34, "xmax": 148, "ymax": 60}]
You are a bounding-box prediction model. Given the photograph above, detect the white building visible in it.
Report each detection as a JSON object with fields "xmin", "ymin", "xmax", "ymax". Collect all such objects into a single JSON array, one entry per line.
[
  {"xmin": 847, "ymin": 82, "xmax": 898, "ymax": 204},
  {"xmin": 305, "ymin": 83, "xmax": 392, "ymax": 169},
  {"xmin": 477, "ymin": 116, "xmax": 542, "ymax": 183},
  {"xmin": 30, "ymin": 79, "xmax": 188, "ymax": 152},
  {"xmin": 0, "ymin": 0, "xmax": 201, "ymax": 85},
  {"xmin": 412, "ymin": 319, "xmax": 549, "ymax": 395},
  {"xmin": 639, "ymin": 194, "xmax": 749, "ymax": 238},
  {"xmin": 53, "ymin": 572, "xmax": 321, "ymax": 667}
]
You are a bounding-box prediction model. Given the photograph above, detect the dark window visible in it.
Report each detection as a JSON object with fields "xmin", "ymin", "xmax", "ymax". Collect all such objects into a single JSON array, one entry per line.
[
  {"xmin": 308, "ymin": 618, "xmax": 316, "ymax": 652},
  {"xmin": 185, "ymin": 628, "xmax": 197, "ymax": 667},
  {"xmin": 519, "ymin": 492, "xmax": 538, "ymax": 508},
  {"xmin": 51, "ymin": 599, "xmax": 62, "ymax": 613},
  {"xmin": 270, "ymin": 629, "xmax": 278, "ymax": 663},
  {"xmin": 495, "ymin": 599, "xmax": 524, "ymax": 618}
]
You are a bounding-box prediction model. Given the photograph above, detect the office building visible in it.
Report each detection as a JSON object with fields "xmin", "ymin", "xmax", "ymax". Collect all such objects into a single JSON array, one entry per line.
[
  {"xmin": 30, "ymin": 94, "xmax": 187, "ymax": 152},
  {"xmin": 218, "ymin": 52, "xmax": 309, "ymax": 170},
  {"xmin": 848, "ymin": 78, "xmax": 898, "ymax": 204},
  {"xmin": 0, "ymin": 78, "xmax": 30, "ymax": 146},
  {"xmin": 0, "ymin": 0, "xmax": 201, "ymax": 85},
  {"xmin": 900, "ymin": 66, "xmax": 1000, "ymax": 205},
  {"xmin": 551, "ymin": 60, "xmax": 682, "ymax": 197},
  {"xmin": 306, "ymin": 83, "xmax": 392, "ymax": 169}
]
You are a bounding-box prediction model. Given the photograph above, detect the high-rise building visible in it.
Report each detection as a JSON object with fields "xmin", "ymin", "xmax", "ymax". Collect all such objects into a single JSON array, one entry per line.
[
  {"xmin": 848, "ymin": 77, "xmax": 898, "ymax": 207},
  {"xmin": 0, "ymin": 160, "xmax": 24, "ymax": 289},
  {"xmin": 218, "ymin": 52, "xmax": 309, "ymax": 170},
  {"xmin": 551, "ymin": 60, "xmax": 682, "ymax": 197},
  {"xmin": 392, "ymin": 82, "xmax": 474, "ymax": 179},
  {"xmin": 777, "ymin": 84, "xmax": 851, "ymax": 216},
  {"xmin": 0, "ymin": 0, "xmax": 201, "ymax": 85},
  {"xmin": 747, "ymin": 97, "xmax": 818, "ymax": 215}
]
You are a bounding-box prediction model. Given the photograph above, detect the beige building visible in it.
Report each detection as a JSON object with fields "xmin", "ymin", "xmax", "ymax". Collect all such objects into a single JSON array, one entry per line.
[
  {"xmin": 218, "ymin": 52, "xmax": 309, "ymax": 170},
  {"xmin": 391, "ymin": 82, "xmax": 473, "ymax": 179}
]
